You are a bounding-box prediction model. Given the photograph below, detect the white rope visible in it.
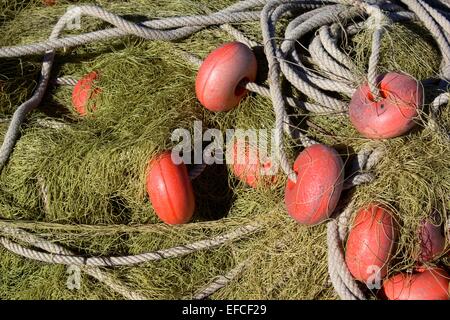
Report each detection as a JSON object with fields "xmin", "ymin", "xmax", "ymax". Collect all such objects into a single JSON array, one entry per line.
[
  {"xmin": 0, "ymin": 226, "xmax": 147, "ymax": 300},
  {"xmin": 365, "ymin": 3, "xmax": 392, "ymax": 100},
  {"xmin": 0, "ymin": 223, "xmax": 260, "ymax": 266},
  {"xmin": 193, "ymin": 260, "xmax": 248, "ymax": 299}
]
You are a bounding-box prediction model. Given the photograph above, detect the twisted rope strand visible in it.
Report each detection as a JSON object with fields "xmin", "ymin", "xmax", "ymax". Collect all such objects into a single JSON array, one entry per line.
[
  {"xmin": 365, "ymin": 4, "xmax": 391, "ymax": 100},
  {"xmin": 193, "ymin": 260, "xmax": 248, "ymax": 299},
  {"xmin": 0, "ymin": 226, "xmax": 147, "ymax": 300},
  {"xmin": 0, "ymin": 223, "xmax": 260, "ymax": 266}
]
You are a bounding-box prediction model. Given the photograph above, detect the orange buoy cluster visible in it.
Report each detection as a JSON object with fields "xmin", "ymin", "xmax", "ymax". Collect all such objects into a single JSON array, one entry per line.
[
  {"xmin": 72, "ymin": 71, "xmax": 101, "ymax": 116},
  {"xmin": 345, "ymin": 72, "xmax": 448, "ymax": 299},
  {"xmin": 146, "ymin": 151, "xmax": 195, "ymax": 225},
  {"xmin": 195, "ymin": 43, "xmax": 346, "ymax": 225},
  {"xmin": 284, "ymin": 144, "xmax": 344, "ymax": 225},
  {"xmin": 349, "ymin": 72, "xmax": 423, "ymax": 139},
  {"xmin": 344, "ymin": 203, "xmax": 450, "ymax": 300},
  {"xmin": 67, "ymin": 37, "xmax": 448, "ymax": 302},
  {"xmin": 195, "ymin": 41, "xmax": 257, "ymax": 112},
  {"xmin": 229, "ymin": 139, "xmax": 277, "ymax": 188}
]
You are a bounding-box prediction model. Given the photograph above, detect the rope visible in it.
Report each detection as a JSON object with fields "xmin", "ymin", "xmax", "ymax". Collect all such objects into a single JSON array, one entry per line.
[
  {"xmin": 429, "ymin": 92, "xmax": 450, "ymax": 140},
  {"xmin": 0, "ymin": 226, "xmax": 147, "ymax": 300},
  {"xmin": 0, "ymin": 0, "xmax": 449, "ymax": 300},
  {"xmin": 327, "ymin": 200, "xmax": 366, "ymax": 300},
  {"xmin": 0, "ymin": 223, "xmax": 260, "ymax": 266},
  {"xmin": 365, "ymin": 4, "xmax": 391, "ymax": 100},
  {"xmin": 55, "ymin": 76, "xmax": 78, "ymax": 86},
  {"xmin": 401, "ymin": 0, "xmax": 450, "ymax": 84},
  {"xmin": 193, "ymin": 260, "xmax": 248, "ymax": 299}
]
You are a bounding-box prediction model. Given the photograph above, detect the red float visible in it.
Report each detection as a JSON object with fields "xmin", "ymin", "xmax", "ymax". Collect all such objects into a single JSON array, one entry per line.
[
  {"xmin": 417, "ymin": 215, "xmax": 445, "ymax": 262},
  {"xmin": 42, "ymin": 0, "xmax": 57, "ymax": 5},
  {"xmin": 146, "ymin": 151, "xmax": 195, "ymax": 225},
  {"xmin": 229, "ymin": 139, "xmax": 277, "ymax": 188},
  {"xmin": 382, "ymin": 267, "xmax": 450, "ymax": 300},
  {"xmin": 345, "ymin": 204, "xmax": 398, "ymax": 283},
  {"xmin": 284, "ymin": 144, "xmax": 344, "ymax": 225},
  {"xmin": 195, "ymin": 41, "xmax": 257, "ymax": 112},
  {"xmin": 349, "ymin": 72, "xmax": 422, "ymax": 139},
  {"xmin": 72, "ymin": 71, "xmax": 101, "ymax": 116}
]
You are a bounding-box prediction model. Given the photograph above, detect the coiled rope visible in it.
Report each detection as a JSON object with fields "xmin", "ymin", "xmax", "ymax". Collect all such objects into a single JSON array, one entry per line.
[{"xmin": 0, "ymin": 0, "xmax": 449, "ymax": 300}]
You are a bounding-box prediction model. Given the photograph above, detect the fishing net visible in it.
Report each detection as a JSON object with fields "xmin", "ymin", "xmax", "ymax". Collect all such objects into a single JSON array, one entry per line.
[{"xmin": 0, "ymin": 0, "xmax": 448, "ymax": 299}]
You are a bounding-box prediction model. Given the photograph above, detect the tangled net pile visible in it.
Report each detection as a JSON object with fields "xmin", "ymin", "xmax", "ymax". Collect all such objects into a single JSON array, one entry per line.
[{"xmin": 0, "ymin": 0, "xmax": 449, "ymax": 299}]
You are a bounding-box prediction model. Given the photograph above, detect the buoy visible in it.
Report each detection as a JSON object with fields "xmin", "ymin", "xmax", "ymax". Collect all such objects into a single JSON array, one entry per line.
[
  {"xmin": 284, "ymin": 144, "xmax": 344, "ymax": 225},
  {"xmin": 345, "ymin": 203, "xmax": 398, "ymax": 283},
  {"xmin": 382, "ymin": 267, "xmax": 450, "ymax": 300},
  {"xmin": 229, "ymin": 139, "xmax": 277, "ymax": 188},
  {"xmin": 72, "ymin": 71, "xmax": 101, "ymax": 116},
  {"xmin": 42, "ymin": 0, "xmax": 56, "ymax": 5},
  {"xmin": 417, "ymin": 215, "xmax": 445, "ymax": 262},
  {"xmin": 349, "ymin": 72, "xmax": 422, "ymax": 139},
  {"xmin": 146, "ymin": 151, "xmax": 195, "ymax": 225},
  {"xmin": 195, "ymin": 41, "xmax": 257, "ymax": 112}
]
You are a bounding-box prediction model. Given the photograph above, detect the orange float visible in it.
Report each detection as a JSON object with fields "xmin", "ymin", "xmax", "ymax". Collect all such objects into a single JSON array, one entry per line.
[
  {"xmin": 229, "ymin": 139, "xmax": 277, "ymax": 188},
  {"xmin": 72, "ymin": 71, "xmax": 101, "ymax": 116},
  {"xmin": 284, "ymin": 144, "xmax": 344, "ymax": 225},
  {"xmin": 349, "ymin": 72, "xmax": 422, "ymax": 139},
  {"xmin": 417, "ymin": 217, "xmax": 446, "ymax": 262},
  {"xmin": 345, "ymin": 203, "xmax": 398, "ymax": 283},
  {"xmin": 146, "ymin": 151, "xmax": 195, "ymax": 225},
  {"xmin": 382, "ymin": 267, "xmax": 450, "ymax": 300},
  {"xmin": 42, "ymin": 0, "xmax": 56, "ymax": 5},
  {"xmin": 195, "ymin": 41, "xmax": 257, "ymax": 112}
]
